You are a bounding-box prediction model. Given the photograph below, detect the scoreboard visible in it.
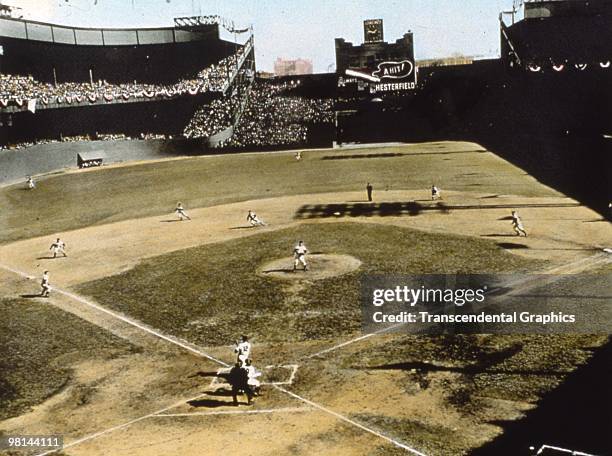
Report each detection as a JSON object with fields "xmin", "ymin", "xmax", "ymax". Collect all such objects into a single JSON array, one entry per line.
[{"xmin": 337, "ymin": 19, "xmax": 417, "ymax": 95}]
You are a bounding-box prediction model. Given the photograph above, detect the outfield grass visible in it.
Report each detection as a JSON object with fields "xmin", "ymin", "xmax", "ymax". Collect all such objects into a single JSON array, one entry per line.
[
  {"xmin": 76, "ymin": 222, "xmax": 542, "ymax": 347},
  {"xmin": 0, "ymin": 298, "xmax": 137, "ymax": 420},
  {"xmin": 0, "ymin": 142, "xmax": 560, "ymax": 244}
]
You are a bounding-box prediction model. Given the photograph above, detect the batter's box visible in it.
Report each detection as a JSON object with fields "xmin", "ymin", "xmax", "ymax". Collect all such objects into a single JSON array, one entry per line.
[{"xmin": 210, "ymin": 364, "xmax": 299, "ymax": 388}]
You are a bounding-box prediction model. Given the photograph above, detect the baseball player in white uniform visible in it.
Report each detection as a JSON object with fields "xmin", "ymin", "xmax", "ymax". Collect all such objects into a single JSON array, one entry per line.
[
  {"xmin": 234, "ymin": 335, "xmax": 252, "ymax": 364},
  {"xmin": 244, "ymin": 359, "xmax": 262, "ymax": 392},
  {"xmin": 295, "ymin": 151, "xmax": 302, "ymax": 161},
  {"xmin": 511, "ymin": 210, "xmax": 527, "ymax": 236},
  {"xmin": 431, "ymin": 184, "xmax": 441, "ymax": 200},
  {"xmin": 26, "ymin": 176, "xmax": 35, "ymax": 190},
  {"xmin": 40, "ymin": 271, "xmax": 51, "ymax": 297},
  {"xmin": 175, "ymin": 202, "xmax": 191, "ymax": 221},
  {"xmin": 247, "ymin": 210, "xmax": 266, "ymax": 227},
  {"xmin": 293, "ymin": 240, "xmax": 308, "ymax": 271},
  {"xmin": 49, "ymin": 238, "xmax": 67, "ymax": 258}
]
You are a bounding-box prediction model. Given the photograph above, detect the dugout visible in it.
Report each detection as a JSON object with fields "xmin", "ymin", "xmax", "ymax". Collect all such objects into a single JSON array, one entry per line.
[{"xmin": 77, "ymin": 151, "xmax": 105, "ymax": 168}]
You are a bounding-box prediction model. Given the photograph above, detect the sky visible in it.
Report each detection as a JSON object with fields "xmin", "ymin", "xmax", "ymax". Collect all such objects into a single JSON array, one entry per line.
[{"xmin": 8, "ymin": 0, "xmax": 512, "ymax": 73}]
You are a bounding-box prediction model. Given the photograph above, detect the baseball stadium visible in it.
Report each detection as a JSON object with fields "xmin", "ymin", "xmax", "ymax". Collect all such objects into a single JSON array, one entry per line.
[{"xmin": 0, "ymin": 1, "xmax": 610, "ymax": 455}]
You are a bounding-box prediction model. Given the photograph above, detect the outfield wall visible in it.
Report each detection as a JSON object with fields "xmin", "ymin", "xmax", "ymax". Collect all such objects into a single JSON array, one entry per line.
[{"xmin": 0, "ymin": 138, "xmax": 202, "ymax": 185}]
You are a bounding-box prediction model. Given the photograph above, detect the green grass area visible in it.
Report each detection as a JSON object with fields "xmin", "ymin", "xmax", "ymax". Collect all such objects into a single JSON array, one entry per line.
[
  {"xmin": 76, "ymin": 222, "xmax": 542, "ymax": 347},
  {"xmin": 0, "ymin": 298, "xmax": 137, "ymax": 421},
  {"xmin": 0, "ymin": 142, "xmax": 560, "ymax": 244}
]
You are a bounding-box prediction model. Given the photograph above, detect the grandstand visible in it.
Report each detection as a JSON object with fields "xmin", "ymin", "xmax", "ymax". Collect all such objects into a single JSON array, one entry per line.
[
  {"xmin": 0, "ymin": 14, "xmax": 255, "ymax": 147},
  {"xmin": 0, "ymin": 0, "xmax": 609, "ymax": 211}
]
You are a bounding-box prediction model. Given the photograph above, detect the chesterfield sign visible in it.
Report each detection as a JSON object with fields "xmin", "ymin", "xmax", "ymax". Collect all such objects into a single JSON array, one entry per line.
[
  {"xmin": 373, "ymin": 60, "xmax": 414, "ymax": 80},
  {"xmin": 343, "ymin": 59, "xmax": 417, "ymax": 92}
]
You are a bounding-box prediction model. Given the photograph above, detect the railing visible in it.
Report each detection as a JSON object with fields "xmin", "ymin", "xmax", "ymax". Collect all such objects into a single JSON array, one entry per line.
[
  {"xmin": 499, "ymin": 13, "xmax": 523, "ymax": 66},
  {"xmin": 222, "ymin": 36, "xmax": 254, "ymax": 95}
]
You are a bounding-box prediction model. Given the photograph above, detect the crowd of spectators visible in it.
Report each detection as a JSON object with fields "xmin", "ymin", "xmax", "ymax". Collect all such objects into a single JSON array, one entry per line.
[
  {"xmin": 0, "ymin": 45, "xmax": 247, "ymax": 108},
  {"xmin": 183, "ymin": 70, "xmax": 252, "ymax": 139},
  {"xmin": 183, "ymin": 79, "xmax": 334, "ymax": 147},
  {"xmin": 227, "ymin": 80, "xmax": 334, "ymax": 148},
  {"xmin": 0, "ymin": 132, "xmax": 172, "ymax": 151}
]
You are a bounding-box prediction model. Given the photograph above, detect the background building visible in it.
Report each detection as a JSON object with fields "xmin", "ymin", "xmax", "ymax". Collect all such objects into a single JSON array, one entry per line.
[{"xmin": 274, "ymin": 57, "xmax": 313, "ymax": 76}]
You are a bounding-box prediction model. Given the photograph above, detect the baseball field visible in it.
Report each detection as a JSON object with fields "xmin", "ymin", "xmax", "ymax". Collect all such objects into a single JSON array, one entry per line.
[{"xmin": 0, "ymin": 141, "xmax": 610, "ymax": 456}]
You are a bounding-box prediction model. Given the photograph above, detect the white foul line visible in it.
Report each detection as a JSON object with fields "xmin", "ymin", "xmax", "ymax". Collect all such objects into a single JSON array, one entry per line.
[
  {"xmin": 0, "ymin": 263, "xmax": 230, "ymax": 368},
  {"xmin": 4, "ymin": 261, "xmax": 425, "ymax": 454},
  {"xmin": 34, "ymin": 392, "xmax": 208, "ymax": 456},
  {"xmin": 536, "ymin": 444, "xmax": 598, "ymax": 456},
  {"xmin": 153, "ymin": 407, "xmax": 312, "ymax": 417},
  {"xmin": 274, "ymin": 385, "xmax": 428, "ymax": 456},
  {"xmin": 303, "ymin": 253, "xmax": 611, "ymax": 361}
]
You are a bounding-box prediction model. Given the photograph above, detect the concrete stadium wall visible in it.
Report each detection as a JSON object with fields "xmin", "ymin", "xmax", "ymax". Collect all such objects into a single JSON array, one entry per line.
[{"xmin": 0, "ymin": 139, "xmax": 200, "ymax": 186}]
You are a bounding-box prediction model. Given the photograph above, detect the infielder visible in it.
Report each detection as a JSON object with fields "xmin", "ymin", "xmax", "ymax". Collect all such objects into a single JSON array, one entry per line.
[
  {"xmin": 431, "ymin": 184, "xmax": 441, "ymax": 200},
  {"xmin": 293, "ymin": 240, "xmax": 308, "ymax": 271},
  {"xmin": 234, "ymin": 335, "xmax": 252, "ymax": 364},
  {"xmin": 511, "ymin": 210, "xmax": 527, "ymax": 237},
  {"xmin": 49, "ymin": 238, "xmax": 67, "ymax": 258},
  {"xmin": 247, "ymin": 210, "xmax": 266, "ymax": 227},
  {"xmin": 26, "ymin": 176, "xmax": 35, "ymax": 190},
  {"xmin": 40, "ymin": 271, "xmax": 51, "ymax": 297},
  {"xmin": 175, "ymin": 202, "xmax": 191, "ymax": 221}
]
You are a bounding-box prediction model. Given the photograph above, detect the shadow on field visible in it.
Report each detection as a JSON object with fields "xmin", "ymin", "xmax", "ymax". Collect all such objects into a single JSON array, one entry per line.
[
  {"xmin": 188, "ymin": 398, "xmax": 232, "ymax": 408},
  {"xmin": 368, "ymin": 361, "xmax": 569, "ymax": 377},
  {"xmin": 497, "ymin": 243, "xmax": 529, "ymax": 250},
  {"xmin": 294, "ymin": 201, "xmax": 580, "ymax": 219},
  {"xmin": 160, "ymin": 219, "xmax": 183, "ymax": 223},
  {"xmin": 321, "ymin": 152, "xmax": 404, "ymax": 160},
  {"xmin": 262, "ymin": 268, "xmax": 295, "ymax": 274},
  {"xmin": 188, "ymin": 371, "xmax": 220, "ymax": 379},
  {"xmin": 229, "ymin": 226, "xmax": 256, "ymax": 230},
  {"xmin": 205, "ymin": 389, "xmax": 234, "ymax": 398},
  {"xmin": 470, "ymin": 342, "xmax": 611, "ymax": 456},
  {"xmin": 20, "ymin": 294, "xmax": 44, "ymax": 299}
]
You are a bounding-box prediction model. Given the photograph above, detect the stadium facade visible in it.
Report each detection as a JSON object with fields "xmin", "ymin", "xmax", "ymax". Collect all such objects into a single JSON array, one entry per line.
[{"xmin": 0, "ymin": 0, "xmax": 610, "ymax": 212}]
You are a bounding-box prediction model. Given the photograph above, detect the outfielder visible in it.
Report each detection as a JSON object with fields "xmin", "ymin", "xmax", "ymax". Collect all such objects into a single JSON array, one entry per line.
[
  {"xmin": 247, "ymin": 210, "xmax": 266, "ymax": 227},
  {"xmin": 49, "ymin": 238, "xmax": 67, "ymax": 258},
  {"xmin": 40, "ymin": 271, "xmax": 51, "ymax": 297},
  {"xmin": 293, "ymin": 240, "xmax": 308, "ymax": 272},
  {"xmin": 175, "ymin": 202, "xmax": 191, "ymax": 221},
  {"xmin": 511, "ymin": 210, "xmax": 527, "ymax": 237},
  {"xmin": 234, "ymin": 335, "xmax": 252, "ymax": 364},
  {"xmin": 26, "ymin": 176, "xmax": 35, "ymax": 190}
]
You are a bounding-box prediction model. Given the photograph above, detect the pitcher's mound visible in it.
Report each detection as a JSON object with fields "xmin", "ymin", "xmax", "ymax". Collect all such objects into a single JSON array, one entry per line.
[{"xmin": 258, "ymin": 254, "xmax": 361, "ymax": 281}]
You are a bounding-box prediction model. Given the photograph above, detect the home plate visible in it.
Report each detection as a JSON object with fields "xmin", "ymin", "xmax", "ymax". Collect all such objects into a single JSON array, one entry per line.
[{"xmin": 210, "ymin": 364, "xmax": 299, "ymax": 388}]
